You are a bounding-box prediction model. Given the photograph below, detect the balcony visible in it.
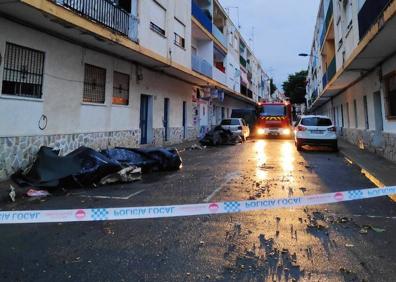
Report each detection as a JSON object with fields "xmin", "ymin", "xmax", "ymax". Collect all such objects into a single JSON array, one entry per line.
[
  {"xmin": 240, "ymin": 56, "xmax": 247, "ymax": 68},
  {"xmin": 192, "ymin": 1, "xmax": 212, "ymax": 33},
  {"xmin": 212, "ymin": 24, "xmax": 227, "ymax": 47},
  {"xmin": 213, "ymin": 67, "xmax": 226, "ymax": 85},
  {"xmin": 320, "ymin": 0, "xmax": 333, "ymax": 48},
  {"xmin": 192, "ymin": 54, "xmax": 213, "ymax": 78},
  {"xmin": 57, "ymin": 0, "xmax": 136, "ymax": 39},
  {"xmin": 358, "ymin": 0, "xmax": 392, "ymax": 40},
  {"xmin": 322, "ymin": 57, "xmax": 336, "ymax": 89},
  {"xmin": 327, "ymin": 57, "xmax": 336, "ymax": 82}
]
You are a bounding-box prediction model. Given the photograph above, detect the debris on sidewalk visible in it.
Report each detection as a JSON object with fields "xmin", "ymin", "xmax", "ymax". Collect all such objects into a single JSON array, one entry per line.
[
  {"xmin": 26, "ymin": 189, "xmax": 50, "ymax": 198},
  {"xmin": 99, "ymin": 167, "xmax": 142, "ymax": 185},
  {"xmin": 359, "ymin": 225, "xmax": 386, "ymax": 234},
  {"xmin": 11, "ymin": 146, "xmax": 182, "ymax": 189},
  {"xmin": 9, "ymin": 185, "xmax": 16, "ymax": 202},
  {"xmin": 188, "ymin": 144, "xmax": 205, "ymax": 150},
  {"xmin": 199, "ymin": 126, "xmax": 242, "ymax": 146}
]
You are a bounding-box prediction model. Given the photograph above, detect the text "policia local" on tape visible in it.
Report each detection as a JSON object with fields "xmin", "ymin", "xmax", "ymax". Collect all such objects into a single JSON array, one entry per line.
[{"xmin": 1, "ymin": 187, "xmax": 395, "ymax": 224}]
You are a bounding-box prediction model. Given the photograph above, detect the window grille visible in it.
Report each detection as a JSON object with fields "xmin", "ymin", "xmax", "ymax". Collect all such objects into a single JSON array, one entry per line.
[
  {"xmin": 112, "ymin": 71, "xmax": 129, "ymax": 105},
  {"xmin": 2, "ymin": 42, "xmax": 45, "ymax": 98},
  {"xmin": 83, "ymin": 64, "xmax": 106, "ymax": 103}
]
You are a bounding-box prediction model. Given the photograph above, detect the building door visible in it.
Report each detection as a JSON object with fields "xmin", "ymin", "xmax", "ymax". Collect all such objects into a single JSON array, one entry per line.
[
  {"xmin": 164, "ymin": 98, "xmax": 169, "ymax": 142},
  {"xmin": 182, "ymin": 101, "xmax": 187, "ymax": 139},
  {"xmin": 373, "ymin": 91, "xmax": 383, "ymax": 131},
  {"xmin": 140, "ymin": 94, "xmax": 152, "ymax": 144}
]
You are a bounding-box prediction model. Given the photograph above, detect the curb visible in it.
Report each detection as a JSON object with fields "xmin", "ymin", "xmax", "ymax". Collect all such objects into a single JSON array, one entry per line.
[{"xmin": 339, "ymin": 148, "xmax": 396, "ymax": 202}]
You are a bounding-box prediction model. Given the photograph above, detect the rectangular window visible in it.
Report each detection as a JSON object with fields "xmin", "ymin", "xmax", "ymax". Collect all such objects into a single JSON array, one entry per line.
[
  {"xmin": 83, "ymin": 64, "xmax": 106, "ymax": 104},
  {"xmin": 346, "ymin": 102, "xmax": 350, "ymax": 127},
  {"xmin": 150, "ymin": 0, "xmax": 166, "ymax": 37},
  {"xmin": 386, "ymin": 72, "xmax": 396, "ymax": 117},
  {"xmin": 112, "ymin": 71, "xmax": 130, "ymax": 105},
  {"xmin": 354, "ymin": 99, "xmax": 358, "ymax": 128},
  {"xmin": 341, "ymin": 104, "xmax": 344, "ymax": 128},
  {"xmin": 363, "ymin": 95, "xmax": 369, "ymax": 129},
  {"xmin": 174, "ymin": 18, "xmax": 185, "ymax": 48},
  {"xmin": 1, "ymin": 42, "xmax": 45, "ymax": 99}
]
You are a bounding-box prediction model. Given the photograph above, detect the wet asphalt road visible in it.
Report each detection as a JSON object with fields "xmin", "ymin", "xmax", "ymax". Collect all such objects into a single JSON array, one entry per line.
[{"xmin": 1, "ymin": 139, "xmax": 396, "ymax": 282}]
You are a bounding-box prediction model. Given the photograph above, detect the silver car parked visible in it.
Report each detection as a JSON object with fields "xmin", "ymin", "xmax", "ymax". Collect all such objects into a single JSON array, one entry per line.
[{"xmin": 220, "ymin": 118, "xmax": 250, "ymax": 141}]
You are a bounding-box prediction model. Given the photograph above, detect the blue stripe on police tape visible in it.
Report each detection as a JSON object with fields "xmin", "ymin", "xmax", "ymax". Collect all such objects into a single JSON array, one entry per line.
[{"xmin": 0, "ymin": 186, "xmax": 395, "ymax": 224}]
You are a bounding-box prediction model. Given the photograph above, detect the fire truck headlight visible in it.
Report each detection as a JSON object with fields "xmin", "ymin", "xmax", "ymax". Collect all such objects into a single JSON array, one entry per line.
[
  {"xmin": 257, "ymin": 128, "xmax": 266, "ymax": 135},
  {"xmin": 282, "ymin": 128, "xmax": 291, "ymax": 135}
]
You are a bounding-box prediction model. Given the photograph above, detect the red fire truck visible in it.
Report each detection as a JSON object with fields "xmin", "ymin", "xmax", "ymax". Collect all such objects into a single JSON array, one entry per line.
[{"xmin": 255, "ymin": 101, "xmax": 293, "ymax": 137}]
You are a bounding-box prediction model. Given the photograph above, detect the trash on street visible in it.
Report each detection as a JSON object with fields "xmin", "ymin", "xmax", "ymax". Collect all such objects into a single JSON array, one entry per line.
[
  {"xmin": 199, "ymin": 126, "xmax": 242, "ymax": 146},
  {"xmin": 11, "ymin": 146, "xmax": 182, "ymax": 189}
]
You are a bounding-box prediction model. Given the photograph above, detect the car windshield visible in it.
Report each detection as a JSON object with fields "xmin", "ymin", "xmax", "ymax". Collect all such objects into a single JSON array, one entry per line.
[
  {"xmin": 260, "ymin": 105, "xmax": 286, "ymax": 117},
  {"xmin": 221, "ymin": 119, "xmax": 240, "ymax": 126},
  {"xmin": 301, "ymin": 117, "xmax": 332, "ymax": 126}
]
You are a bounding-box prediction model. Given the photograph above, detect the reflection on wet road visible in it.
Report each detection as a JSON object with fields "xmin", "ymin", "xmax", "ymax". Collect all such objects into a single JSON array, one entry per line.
[{"xmin": 0, "ymin": 140, "xmax": 396, "ymax": 282}]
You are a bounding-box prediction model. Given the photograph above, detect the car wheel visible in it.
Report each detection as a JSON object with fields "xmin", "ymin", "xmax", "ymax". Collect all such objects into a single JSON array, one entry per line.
[
  {"xmin": 296, "ymin": 140, "xmax": 303, "ymax": 151},
  {"xmin": 332, "ymin": 143, "xmax": 339, "ymax": 152}
]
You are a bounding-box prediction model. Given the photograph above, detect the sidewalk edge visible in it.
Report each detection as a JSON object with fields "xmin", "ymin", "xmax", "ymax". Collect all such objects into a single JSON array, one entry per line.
[{"xmin": 340, "ymin": 149, "xmax": 396, "ymax": 202}]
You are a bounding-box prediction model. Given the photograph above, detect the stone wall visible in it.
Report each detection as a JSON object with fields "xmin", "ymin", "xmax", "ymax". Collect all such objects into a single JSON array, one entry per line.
[
  {"xmin": 342, "ymin": 128, "xmax": 396, "ymax": 163},
  {"xmin": 0, "ymin": 127, "xmax": 198, "ymax": 181}
]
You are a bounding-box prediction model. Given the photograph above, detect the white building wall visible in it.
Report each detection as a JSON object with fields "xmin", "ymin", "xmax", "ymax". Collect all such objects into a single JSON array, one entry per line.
[
  {"xmin": 138, "ymin": 0, "xmax": 191, "ymax": 68},
  {"xmin": 0, "ymin": 18, "xmax": 193, "ymax": 138}
]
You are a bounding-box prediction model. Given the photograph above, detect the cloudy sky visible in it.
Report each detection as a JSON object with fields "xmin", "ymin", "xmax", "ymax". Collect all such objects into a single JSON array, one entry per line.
[{"xmin": 219, "ymin": 0, "xmax": 320, "ymax": 88}]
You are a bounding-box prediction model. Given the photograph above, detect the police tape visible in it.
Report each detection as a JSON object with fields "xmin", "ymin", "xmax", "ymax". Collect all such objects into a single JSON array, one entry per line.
[{"xmin": 1, "ymin": 186, "xmax": 395, "ymax": 224}]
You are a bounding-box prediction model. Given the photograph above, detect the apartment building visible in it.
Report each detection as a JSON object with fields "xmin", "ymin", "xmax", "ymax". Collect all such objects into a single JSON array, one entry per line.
[
  {"xmin": 306, "ymin": 0, "xmax": 396, "ymax": 162},
  {"xmin": 0, "ymin": 0, "xmax": 269, "ymax": 179}
]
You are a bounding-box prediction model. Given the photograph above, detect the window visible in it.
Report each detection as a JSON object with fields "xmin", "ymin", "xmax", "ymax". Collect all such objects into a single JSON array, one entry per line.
[
  {"xmin": 83, "ymin": 64, "xmax": 106, "ymax": 104},
  {"xmin": 346, "ymin": 102, "xmax": 350, "ymax": 127},
  {"xmin": 1, "ymin": 42, "xmax": 45, "ymax": 99},
  {"xmin": 363, "ymin": 95, "xmax": 369, "ymax": 129},
  {"xmin": 301, "ymin": 117, "xmax": 332, "ymax": 126},
  {"xmin": 386, "ymin": 72, "xmax": 396, "ymax": 117},
  {"xmin": 221, "ymin": 119, "xmax": 241, "ymax": 126},
  {"xmin": 354, "ymin": 99, "xmax": 358, "ymax": 128},
  {"xmin": 112, "ymin": 71, "xmax": 130, "ymax": 105},
  {"xmin": 150, "ymin": 0, "xmax": 166, "ymax": 37},
  {"xmin": 174, "ymin": 18, "xmax": 185, "ymax": 48}
]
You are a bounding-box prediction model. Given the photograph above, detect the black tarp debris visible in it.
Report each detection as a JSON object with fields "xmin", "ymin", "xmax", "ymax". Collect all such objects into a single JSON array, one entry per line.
[
  {"xmin": 101, "ymin": 147, "xmax": 182, "ymax": 172},
  {"xmin": 12, "ymin": 146, "xmax": 182, "ymax": 189},
  {"xmin": 199, "ymin": 126, "xmax": 242, "ymax": 146}
]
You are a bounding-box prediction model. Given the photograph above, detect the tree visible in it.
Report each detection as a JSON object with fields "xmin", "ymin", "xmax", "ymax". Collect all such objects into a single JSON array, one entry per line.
[
  {"xmin": 282, "ymin": 70, "xmax": 308, "ymax": 104},
  {"xmin": 269, "ymin": 78, "xmax": 277, "ymax": 95}
]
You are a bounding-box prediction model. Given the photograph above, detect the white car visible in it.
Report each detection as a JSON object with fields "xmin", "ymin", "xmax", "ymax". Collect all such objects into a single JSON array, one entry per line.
[
  {"xmin": 220, "ymin": 118, "xmax": 250, "ymax": 141},
  {"xmin": 294, "ymin": 115, "xmax": 338, "ymax": 151}
]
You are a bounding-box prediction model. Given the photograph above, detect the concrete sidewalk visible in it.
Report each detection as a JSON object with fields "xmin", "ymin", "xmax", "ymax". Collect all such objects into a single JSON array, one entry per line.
[{"xmin": 339, "ymin": 139, "xmax": 396, "ymax": 201}]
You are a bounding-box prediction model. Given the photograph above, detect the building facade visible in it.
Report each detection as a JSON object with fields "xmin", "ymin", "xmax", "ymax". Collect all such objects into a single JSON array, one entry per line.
[
  {"xmin": 306, "ymin": 0, "xmax": 396, "ymax": 163},
  {"xmin": 0, "ymin": 0, "xmax": 269, "ymax": 180}
]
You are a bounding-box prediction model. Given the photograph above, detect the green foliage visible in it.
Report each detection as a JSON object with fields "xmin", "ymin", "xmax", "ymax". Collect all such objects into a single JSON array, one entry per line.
[{"xmin": 282, "ymin": 70, "xmax": 308, "ymax": 104}]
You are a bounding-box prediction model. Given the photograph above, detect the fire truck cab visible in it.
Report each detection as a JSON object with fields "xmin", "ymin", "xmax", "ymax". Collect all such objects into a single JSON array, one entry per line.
[{"xmin": 255, "ymin": 101, "xmax": 292, "ymax": 137}]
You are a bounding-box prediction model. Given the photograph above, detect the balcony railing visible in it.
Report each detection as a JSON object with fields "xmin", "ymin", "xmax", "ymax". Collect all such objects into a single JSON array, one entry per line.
[
  {"xmin": 57, "ymin": 0, "xmax": 136, "ymax": 39},
  {"xmin": 192, "ymin": 54, "xmax": 213, "ymax": 78},
  {"xmin": 213, "ymin": 67, "xmax": 226, "ymax": 85},
  {"xmin": 358, "ymin": 0, "xmax": 392, "ymax": 40},
  {"xmin": 320, "ymin": 0, "xmax": 333, "ymax": 48},
  {"xmin": 192, "ymin": 1, "xmax": 212, "ymax": 33},
  {"xmin": 327, "ymin": 57, "xmax": 336, "ymax": 82},
  {"xmin": 322, "ymin": 73, "xmax": 328, "ymax": 89},
  {"xmin": 212, "ymin": 24, "xmax": 227, "ymax": 47},
  {"xmin": 322, "ymin": 57, "xmax": 336, "ymax": 90},
  {"xmin": 240, "ymin": 56, "xmax": 247, "ymax": 68}
]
